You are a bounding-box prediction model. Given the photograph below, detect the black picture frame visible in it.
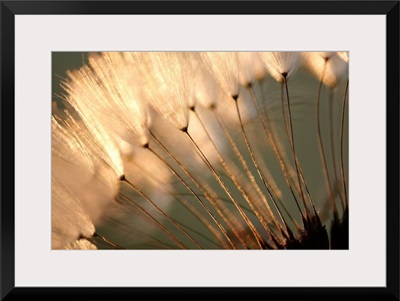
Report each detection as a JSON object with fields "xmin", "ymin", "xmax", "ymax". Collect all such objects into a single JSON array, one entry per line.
[{"xmin": 1, "ymin": 1, "xmax": 399, "ymax": 300}]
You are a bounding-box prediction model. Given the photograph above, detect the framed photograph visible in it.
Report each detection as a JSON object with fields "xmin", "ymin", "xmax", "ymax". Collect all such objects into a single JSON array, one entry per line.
[{"xmin": 2, "ymin": 0, "xmax": 399, "ymax": 300}]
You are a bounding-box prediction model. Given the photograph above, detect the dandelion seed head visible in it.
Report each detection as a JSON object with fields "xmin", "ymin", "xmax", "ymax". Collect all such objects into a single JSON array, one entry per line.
[
  {"xmin": 90, "ymin": 52, "xmax": 150, "ymax": 146},
  {"xmin": 61, "ymin": 74, "xmax": 124, "ymax": 177},
  {"xmin": 64, "ymin": 54, "xmax": 150, "ymax": 147},
  {"xmin": 237, "ymin": 52, "xmax": 266, "ymax": 85},
  {"xmin": 199, "ymin": 52, "xmax": 240, "ymax": 98},
  {"xmin": 337, "ymin": 51, "xmax": 349, "ymax": 63},
  {"xmin": 148, "ymin": 106, "xmax": 222, "ymax": 170},
  {"xmin": 317, "ymin": 51, "xmax": 337, "ymax": 60},
  {"xmin": 52, "ymin": 176, "xmax": 95, "ymax": 249},
  {"xmin": 139, "ymin": 52, "xmax": 190, "ymax": 131},
  {"xmin": 260, "ymin": 52, "xmax": 301, "ymax": 82},
  {"xmin": 213, "ymin": 89, "xmax": 256, "ymax": 126},
  {"xmin": 52, "ymin": 115, "xmax": 95, "ymax": 183},
  {"xmin": 187, "ymin": 53, "xmax": 221, "ymax": 109},
  {"xmin": 302, "ymin": 52, "xmax": 349, "ymax": 88},
  {"xmin": 52, "ymin": 111, "xmax": 122, "ymax": 224}
]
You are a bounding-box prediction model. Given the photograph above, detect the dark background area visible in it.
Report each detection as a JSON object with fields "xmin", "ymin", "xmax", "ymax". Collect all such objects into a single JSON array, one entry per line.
[{"xmin": 52, "ymin": 52, "xmax": 89, "ymax": 108}]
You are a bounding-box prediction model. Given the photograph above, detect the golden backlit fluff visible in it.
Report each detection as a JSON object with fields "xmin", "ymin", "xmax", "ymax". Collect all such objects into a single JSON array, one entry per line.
[
  {"xmin": 259, "ymin": 52, "xmax": 301, "ymax": 82},
  {"xmin": 303, "ymin": 52, "xmax": 349, "ymax": 88},
  {"xmin": 52, "ymin": 113, "xmax": 122, "ymax": 249},
  {"xmin": 337, "ymin": 51, "xmax": 349, "ymax": 63},
  {"xmin": 62, "ymin": 53, "xmax": 150, "ymax": 148},
  {"xmin": 200, "ymin": 52, "xmax": 241, "ymax": 98},
  {"xmin": 52, "ymin": 176, "xmax": 95, "ymax": 249},
  {"xmin": 237, "ymin": 52, "xmax": 267, "ymax": 84},
  {"xmin": 64, "ymin": 238, "xmax": 97, "ymax": 250},
  {"xmin": 53, "ymin": 51, "xmax": 349, "ymax": 250},
  {"xmin": 139, "ymin": 52, "xmax": 191, "ymax": 131}
]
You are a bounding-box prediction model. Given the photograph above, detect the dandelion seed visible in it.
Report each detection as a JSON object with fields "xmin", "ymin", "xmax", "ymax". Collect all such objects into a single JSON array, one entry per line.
[
  {"xmin": 337, "ymin": 51, "xmax": 349, "ymax": 63},
  {"xmin": 237, "ymin": 52, "xmax": 267, "ymax": 85},
  {"xmin": 51, "ymin": 176, "xmax": 95, "ymax": 249},
  {"xmin": 303, "ymin": 52, "xmax": 348, "ymax": 88},
  {"xmin": 200, "ymin": 52, "xmax": 240, "ymax": 98},
  {"xmin": 259, "ymin": 52, "xmax": 301, "ymax": 82},
  {"xmin": 51, "ymin": 107, "xmax": 122, "ymax": 248},
  {"xmin": 140, "ymin": 52, "xmax": 191, "ymax": 131}
]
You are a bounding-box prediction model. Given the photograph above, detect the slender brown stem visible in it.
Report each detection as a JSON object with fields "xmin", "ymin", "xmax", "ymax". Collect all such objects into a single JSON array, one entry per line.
[
  {"xmin": 185, "ymin": 130, "xmax": 264, "ymax": 249},
  {"xmin": 249, "ymin": 82, "xmax": 305, "ymax": 222},
  {"xmin": 121, "ymin": 177, "xmax": 202, "ymax": 249},
  {"xmin": 92, "ymin": 232, "xmax": 125, "ymax": 249},
  {"xmin": 316, "ymin": 60, "xmax": 337, "ymax": 215},
  {"xmin": 211, "ymin": 108, "xmax": 285, "ymax": 236},
  {"xmin": 149, "ymin": 130, "xmax": 239, "ymax": 249},
  {"xmin": 328, "ymin": 89, "xmax": 345, "ymax": 209},
  {"xmin": 340, "ymin": 80, "xmax": 349, "ymax": 207},
  {"xmin": 103, "ymin": 215, "xmax": 177, "ymax": 249},
  {"xmin": 118, "ymin": 193, "xmax": 187, "ymax": 249},
  {"xmin": 249, "ymin": 82, "xmax": 304, "ymax": 232},
  {"xmin": 282, "ymin": 78, "xmax": 309, "ymax": 215},
  {"xmin": 123, "ymin": 140, "xmax": 229, "ymax": 248},
  {"xmin": 233, "ymin": 98, "xmax": 294, "ymax": 237},
  {"xmin": 283, "ymin": 79, "xmax": 318, "ymax": 217},
  {"xmin": 191, "ymin": 108, "xmax": 280, "ymax": 242}
]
